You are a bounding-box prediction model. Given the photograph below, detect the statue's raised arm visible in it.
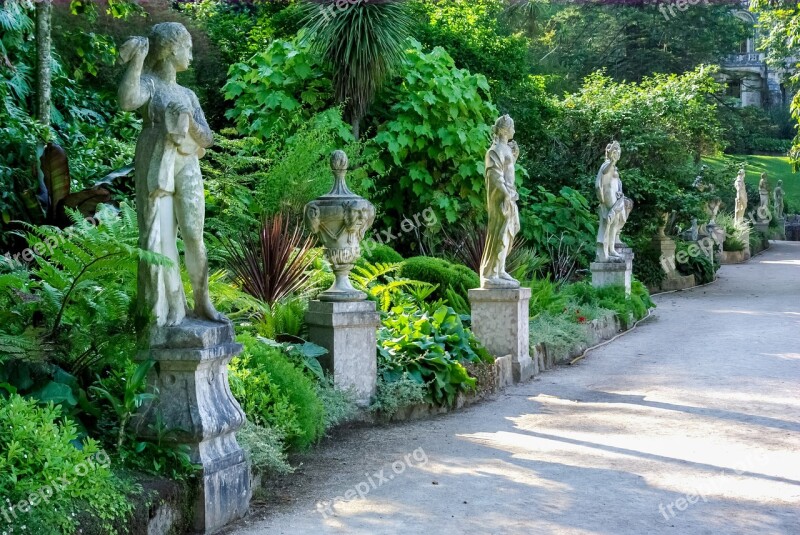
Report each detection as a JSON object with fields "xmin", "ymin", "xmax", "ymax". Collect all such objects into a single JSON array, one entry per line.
[{"xmin": 118, "ymin": 37, "xmax": 151, "ymax": 112}]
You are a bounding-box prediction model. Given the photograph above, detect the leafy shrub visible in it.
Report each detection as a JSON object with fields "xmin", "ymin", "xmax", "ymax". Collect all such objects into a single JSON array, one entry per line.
[
  {"xmin": 530, "ymin": 312, "xmax": 592, "ymax": 354},
  {"xmin": 632, "ymin": 240, "xmax": 668, "ymax": 289},
  {"xmin": 236, "ymin": 420, "xmax": 293, "ymax": 476},
  {"xmin": 361, "ymin": 243, "xmax": 404, "ymax": 265},
  {"xmin": 315, "ymin": 379, "xmax": 360, "ymax": 430},
  {"xmin": 371, "ymin": 373, "xmax": 427, "ymax": 418},
  {"xmin": 675, "ymin": 240, "xmax": 718, "ymax": 285},
  {"xmin": 0, "ymin": 396, "xmax": 131, "ymax": 534},
  {"xmin": 378, "ymin": 303, "xmax": 490, "ymax": 407},
  {"xmin": 525, "ymin": 277, "xmax": 569, "ymax": 318},
  {"xmin": 372, "ymin": 39, "xmax": 499, "ymax": 225},
  {"xmin": 717, "ymin": 212, "xmax": 749, "ymax": 252},
  {"xmin": 229, "ymin": 334, "xmax": 325, "ymax": 450},
  {"xmin": 521, "ymin": 186, "xmax": 596, "ymax": 269},
  {"xmin": 223, "ymin": 36, "xmax": 339, "ymax": 142},
  {"xmin": 399, "ymin": 256, "xmax": 479, "ymax": 304},
  {"xmin": 595, "ymin": 281, "xmax": 654, "ymax": 328}
]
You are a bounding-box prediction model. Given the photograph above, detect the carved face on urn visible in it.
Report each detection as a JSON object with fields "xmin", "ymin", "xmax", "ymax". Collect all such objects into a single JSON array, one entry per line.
[{"xmin": 343, "ymin": 202, "xmax": 373, "ymax": 242}]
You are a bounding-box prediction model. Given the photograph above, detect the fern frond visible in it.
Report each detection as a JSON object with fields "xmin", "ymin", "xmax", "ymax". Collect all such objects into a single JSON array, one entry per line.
[{"xmin": 351, "ymin": 261, "xmax": 402, "ymax": 288}]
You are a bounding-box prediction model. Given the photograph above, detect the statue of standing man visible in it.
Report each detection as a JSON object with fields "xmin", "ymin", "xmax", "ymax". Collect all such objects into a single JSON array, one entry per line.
[
  {"xmin": 119, "ymin": 22, "xmax": 224, "ymax": 328},
  {"xmin": 595, "ymin": 141, "xmax": 632, "ymax": 262},
  {"xmin": 479, "ymin": 115, "xmax": 521, "ymax": 289}
]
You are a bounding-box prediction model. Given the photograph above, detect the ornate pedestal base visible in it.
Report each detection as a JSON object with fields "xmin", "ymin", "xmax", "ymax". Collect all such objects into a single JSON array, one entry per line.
[
  {"xmin": 652, "ymin": 236, "xmax": 696, "ymax": 291},
  {"xmin": 776, "ymin": 217, "xmax": 786, "ymax": 240},
  {"xmin": 306, "ymin": 300, "xmax": 380, "ymax": 407},
  {"xmin": 591, "ymin": 260, "xmax": 632, "ymax": 295},
  {"xmin": 754, "ymin": 221, "xmax": 770, "ymax": 236},
  {"xmin": 136, "ymin": 320, "xmax": 250, "ymax": 535},
  {"xmin": 468, "ymin": 288, "xmax": 535, "ymax": 383}
]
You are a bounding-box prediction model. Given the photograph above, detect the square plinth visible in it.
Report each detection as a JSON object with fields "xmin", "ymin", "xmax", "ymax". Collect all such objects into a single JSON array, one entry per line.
[
  {"xmin": 306, "ymin": 300, "xmax": 381, "ymax": 407},
  {"xmin": 468, "ymin": 287, "xmax": 535, "ymax": 383},
  {"xmin": 591, "ymin": 261, "xmax": 632, "ymax": 296}
]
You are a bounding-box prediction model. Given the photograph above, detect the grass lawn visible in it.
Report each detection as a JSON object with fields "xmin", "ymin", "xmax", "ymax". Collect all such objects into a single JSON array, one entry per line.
[{"xmin": 702, "ymin": 154, "xmax": 799, "ymax": 212}]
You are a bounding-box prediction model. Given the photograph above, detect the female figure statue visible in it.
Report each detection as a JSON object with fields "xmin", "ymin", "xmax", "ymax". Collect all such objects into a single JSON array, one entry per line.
[
  {"xmin": 595, "ymin": 141, "xmax": 631, "ymax": 262},
  {"xmin": 774, "ymin": 180, "xmax": 785, "ymax": 220},
  {"xmin": 758, "ymin": 172, "xmax": 770, "ymax": 219},
  {"xmin": 734, "ymin": 169, "xmax": 748, "ymax": 224},
  {"xmin": 479, "ymin": 115, "xmax": 521, "ymax": 289},
  {"xmin": 119, "ymin": 23, "xmax": 223, "ymax": 327}
]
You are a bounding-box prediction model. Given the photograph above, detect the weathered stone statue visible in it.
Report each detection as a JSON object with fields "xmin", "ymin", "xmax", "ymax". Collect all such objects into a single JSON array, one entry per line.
[
  {"xmin": 479, "ymin": 115, "xmax": 521, "ymax": 289},
  {"xmin": 774, "ymin": 180, "xmax": 785, "ymax": 220},
  {"xmin": 119, "ymin": 22, "xmax": 222, "ymax": 328},
  {"xmin": 305, "ymin": 150, "xmax": 376, "ymax": 301},
  {"xmin": 707, "ymin": 198, "xmax": 722, "ymax": 227},
  {"xmin": 595, "ymin": 141, "xmax": 632, "ymax": 262},
  {"xmin": 759, "ymin": 172, "xmax": 770, "ymax": 219},
  {"xmin": 119, "ymin": 23, "xmax": 249, "ymax": 533},
  {"xmin": 657, "ymin": 212, "xmax": 670, "ymax": 239},
  {"xmin": 734, "ymin": 169, "xmax": 748, "ymax": 224}
]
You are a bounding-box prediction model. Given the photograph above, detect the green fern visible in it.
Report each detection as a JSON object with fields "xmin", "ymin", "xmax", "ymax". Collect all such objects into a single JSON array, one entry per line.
[
  {"xmin": 352, "ymin": 261, "xmax": 436, "ymax": 312},
  {"xmin": 21, "ymin": 203, "xmax": 169, "ymax": 372}
]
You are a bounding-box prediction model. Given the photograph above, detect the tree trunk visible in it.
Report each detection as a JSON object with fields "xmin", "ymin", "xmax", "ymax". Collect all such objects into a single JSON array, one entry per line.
[{"xmin": 35, "ymin": 0, "xmax": 52, "ymax": 127}]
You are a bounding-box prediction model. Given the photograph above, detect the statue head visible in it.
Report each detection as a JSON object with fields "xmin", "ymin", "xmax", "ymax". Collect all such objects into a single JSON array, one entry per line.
[
  {"xmin": 778, "ymin": 180, "xmax": 783, "ymax": 188},
  {"xmin": 145, "ymin": 22, "xmax": 193, "ymax": 73},
  {"xmin": 737, "ymin": 169, "xmax": 745, "ymax": 180},
  {"xmin": 605, "ymin": 141, "xmax": 621, "ymax": 163},
  {"xmin": 492, "ymin": 115, "xmax": 515, "ymax": 142}
]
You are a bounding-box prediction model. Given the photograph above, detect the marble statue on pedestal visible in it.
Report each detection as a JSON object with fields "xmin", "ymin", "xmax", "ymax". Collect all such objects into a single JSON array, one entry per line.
[
  {"xmin": 118, "ymin": 23, "xmax": 250, "ymax": 533},
  {"xmin": 479, "ymin": 115, "xmax": 521, "ymax": 289},
  {"xmin": 595, "ymin": 141, "xmax": 632, "ymax": 262},
  {"xmin": 119, "ymin": 22, "xmax": 223, "ymax": 328},
  {"xmin": 774, "ymin": 180, "xmax": 785, "ymax": 220},
  {"xmin": 759, "ymin": 172, "xmax": 770, "ymax": 220},
  {"xmin": 734, "ymin": 169, "xmax": 747, "ymax": 224}
]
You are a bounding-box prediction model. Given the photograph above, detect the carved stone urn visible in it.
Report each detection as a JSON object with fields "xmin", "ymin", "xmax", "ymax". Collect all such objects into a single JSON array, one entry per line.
[{"xmin": 305, "ymin": 150, "xmax": 375, "ymax": 301}]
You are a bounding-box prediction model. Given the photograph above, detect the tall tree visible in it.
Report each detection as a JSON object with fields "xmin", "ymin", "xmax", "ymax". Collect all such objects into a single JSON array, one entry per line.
[
  {"xmin": 750, "ymin": 0, "xmax": 800, "ymax": 165},
  {"xmin": 301, "ymin": 0, "xmax": 412, "ymax": 138},
  {"xmin": 531, "ymin": 2, "xmax": 750, "ymax": 90},
  {"xmin": 35, "ymin": 0, "xmax": 52, "ymax": 127}
]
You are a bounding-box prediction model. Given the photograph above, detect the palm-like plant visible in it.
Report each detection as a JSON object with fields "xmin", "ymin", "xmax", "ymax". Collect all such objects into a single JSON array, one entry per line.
[
  {"xmin": 301, "ymin": 0, "xmax": 412, "ymax": 138},
  {"xmin": 221, "ymin": 213, "xmax": 317, "ymax": 306}
]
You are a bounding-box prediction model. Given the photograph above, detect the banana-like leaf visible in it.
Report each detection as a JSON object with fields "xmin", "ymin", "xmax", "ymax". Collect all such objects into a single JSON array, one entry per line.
[
  {"xmin": 94, "ymin": 164, "xmax": 135, "ymax": 186},
  {"xmin": 57, "ymin": 187, "xmax": 112, "ymax": 226},
  {"xmin": 41, "ymin": 143, "xmax": 71, "ymax": 220}
]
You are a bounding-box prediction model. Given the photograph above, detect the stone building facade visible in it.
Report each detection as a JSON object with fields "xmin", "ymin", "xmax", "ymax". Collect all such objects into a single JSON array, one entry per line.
[{"xmin": 717, "ymin": 3, "xmax": 795, "ymax": 109}]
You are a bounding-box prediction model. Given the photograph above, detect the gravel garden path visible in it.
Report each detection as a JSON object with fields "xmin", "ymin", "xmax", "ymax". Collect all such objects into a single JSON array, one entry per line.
[{"xmin": 228, "ymin": 241, "xmax": 800, "ymax": 535}]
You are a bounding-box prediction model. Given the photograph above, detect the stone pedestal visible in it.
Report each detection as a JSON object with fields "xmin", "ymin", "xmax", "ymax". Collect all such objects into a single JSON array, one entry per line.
[
  {"xmin": 136, "ymin": 320, "xmax": 250, "ymax": 535},
  {"xmin": 468, "ymin": 288, "xmax": 535, "ymax": 383},
  {"xmin": 306, "ymin": 300, "xmax": 380, "ymax": 407},
  {"xmin": 776, "ymin": 217, "xmax": 786, "ymax": 240},
  {"xmin": 591, "ymin": 260, "xmax": 632, "ymax": 295},
  {"xmin": 754, "ymin": 221, "xmax": 769, "ymax": 235},
  {"xmin": 652, "ymin": 235, "xmax": 697, "ymax": 291}
]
